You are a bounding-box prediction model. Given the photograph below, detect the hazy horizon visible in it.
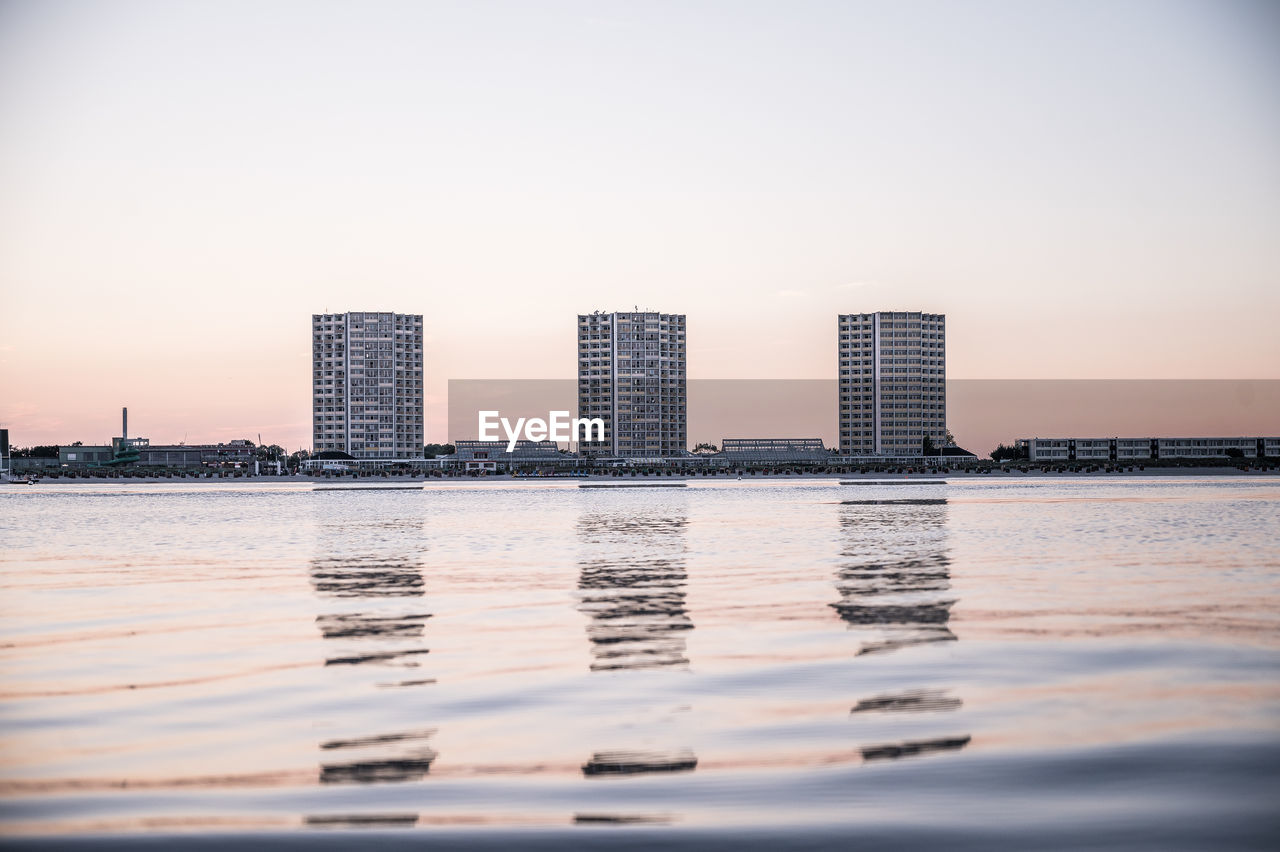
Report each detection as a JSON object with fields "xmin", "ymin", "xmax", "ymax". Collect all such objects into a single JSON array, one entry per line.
[{"xmin": 2, "ymin": 0, "xmax": 1277, "ymax": 450}]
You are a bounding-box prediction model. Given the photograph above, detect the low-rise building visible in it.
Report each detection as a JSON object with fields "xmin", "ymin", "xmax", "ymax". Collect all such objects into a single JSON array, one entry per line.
[
  {"xmin": 59, "ymin": 446, "xmax": 115, "ymax": 466},
  {"xmin": 149, "ymin": 444, "xmax": 256, "ymax": 467},
  {"xmin": 717, "ymin": 438, "xmax": 832, "ymax": 465},
  {"xmin": 452, "ymin": 440, "xmax": 565, "ymax": 471},
  {"xmin": 1017, "ymin": 437, "xmax": 1280, "ymax": 462},
  {"xmin": 10, "ymin": 457, "xmax": 61, "ymax": 473},
  {"xmin": 138, "ymin": 446, "xmax": 206, "ymax": 467},
  {"xmin": 57, "ymin": 442, "xmax": 256, "ymax": 468}
]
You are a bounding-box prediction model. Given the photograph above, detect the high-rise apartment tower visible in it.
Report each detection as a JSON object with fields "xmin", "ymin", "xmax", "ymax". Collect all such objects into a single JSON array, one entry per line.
[
  {"xmin": 312, "ymin": 312, "xmax": 424, "ymax": 459},
  {"xmin": 838, "ymin": 311, "xmax": 946, "ymax": 456},
  {"xmin": 578, "ymin": 311, "xmax": 687, "ymax": 458}
]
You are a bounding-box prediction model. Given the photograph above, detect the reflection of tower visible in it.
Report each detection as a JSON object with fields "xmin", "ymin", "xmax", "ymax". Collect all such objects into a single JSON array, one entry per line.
[
  {"xmin": 576, "ymin": 496, "xmax": 698, "ymax": 782},
  {"xmin": 836, "ymin": 494, "xmax": 969, "ymax": 764},
  {"xmin": 831, "ymin": 497, "xmax": 955, "ymax": 655},
  {"xmin": 576, "ymin": 502, "xmax": 692, "ymax": 671},
  {"xmin": 310, "ymin": 552, "xmax": 432, "ymax": 668},
  {"xmin": 310, "ymin": 512, "xmax": 436, "ymax": 784}
]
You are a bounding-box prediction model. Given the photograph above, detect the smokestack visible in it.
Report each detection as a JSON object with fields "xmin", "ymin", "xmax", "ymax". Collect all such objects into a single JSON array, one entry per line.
[{"xmin": 123, "ymin": 407, "xmax": 128, "ymax": 440}]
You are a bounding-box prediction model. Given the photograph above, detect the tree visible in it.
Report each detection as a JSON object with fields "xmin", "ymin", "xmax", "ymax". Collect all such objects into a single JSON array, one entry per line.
[
  {"xmin": 1225, "ymin": 447, "xmax": 1244, "ymax": 459},
  {"xmin": 13, "ymin": 445, "xmax": 59, "ymax": 458},
  {"xmin": 692, "ymin": 442, "xmax": 718, "ymax": 454},
  {"xmin": 990, "ymin": 442, "xmax": 1028, "ymax": 462},
  {"xmin": 423, "ymin": 443, "xmax": 455, "ymax": 458},
  {"xmin": 922, "ymin": 435, "xmax": 937, "ymax": 455}
]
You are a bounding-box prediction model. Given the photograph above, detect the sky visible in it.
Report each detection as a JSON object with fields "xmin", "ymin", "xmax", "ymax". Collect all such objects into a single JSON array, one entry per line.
[{"xmin": 1, "ymin": 0, "xmax": 1277, "ymax": 451}]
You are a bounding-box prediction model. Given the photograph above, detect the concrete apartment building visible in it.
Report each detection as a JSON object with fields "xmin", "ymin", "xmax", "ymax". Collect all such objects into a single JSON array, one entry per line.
[
  {"xmin": 312, "ymin": 312, "xmax": 424, "ymax": 459},
  {"xmin": 1018, "ymin": 436, "xmax": 1280, "ymax": 462},
  {"xmin": 838, "ymin": 311, "xmax": 946, "ymax": 456},
  {"xmin": 578, "ymin": 311, "xmax": 687, "ymax": 458}
]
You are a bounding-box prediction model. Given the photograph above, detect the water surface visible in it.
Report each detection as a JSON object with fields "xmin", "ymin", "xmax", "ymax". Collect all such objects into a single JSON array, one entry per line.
[{"xmin": 1, "ymin": 477, "xmax": 1278, "ymax": 848}]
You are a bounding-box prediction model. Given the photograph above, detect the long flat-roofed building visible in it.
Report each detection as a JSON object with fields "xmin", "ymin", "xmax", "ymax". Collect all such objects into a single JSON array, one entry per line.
[
  {"xmin": 1018, "ymin": 436, "xmax": 1279, "ymax": 462},
  {"xmin": 838, "ymin": 311, "xmax": 946, "ymax": 456},
  {"xmin": 313, "ymin": 312, "xmax": 424, "ymax": 460},
  {"xmin": 578, "ymin": 311, "xmax": 687, "ymax": 458},
  {"xmin": 718, "ymin": 438, "xmax": 831, "ymax": 464},
  {"xmin": 453, "ymin": 439, "xmax": 564, "ymax": 471}
]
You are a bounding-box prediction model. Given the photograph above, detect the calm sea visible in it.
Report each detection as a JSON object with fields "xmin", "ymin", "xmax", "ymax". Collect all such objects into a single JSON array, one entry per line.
[{"xmin": 1, "ymin": 477, "xmax": 1278, "ymax": 849}]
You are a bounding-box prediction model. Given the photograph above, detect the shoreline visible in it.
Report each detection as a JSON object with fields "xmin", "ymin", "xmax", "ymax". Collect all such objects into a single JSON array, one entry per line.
[{"xmin": 5, "ymin": 466, "xmax": 1279, "ymax": 486}]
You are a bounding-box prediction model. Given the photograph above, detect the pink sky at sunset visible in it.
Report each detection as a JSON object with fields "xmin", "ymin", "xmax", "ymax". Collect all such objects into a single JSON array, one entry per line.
[{"xmin": 2, "ymin": 1, "xmax": 1277, "ymax": 453}]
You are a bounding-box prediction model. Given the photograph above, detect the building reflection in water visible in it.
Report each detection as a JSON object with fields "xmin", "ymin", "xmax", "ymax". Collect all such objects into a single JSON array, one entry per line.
[
  {"xmin": 310, "ymin": 552, "xmax": 432, "ymax": 669},
  {"xmin": 831, "ymin": 497, "xmax": 955, "ymax": 656},
  {"xmin": 860, "ymin": 735, "xmax": 970, "ymax": 763},
  {"xmin": 576, "ymin": 498, "xmax": 697, "ymax": 779},
  {"xmin": 576, "ymin": 507, "xmax": 692, "ymax": 672},
  {"xmin": 306, "ymin": 814, "xmax": 420, "ymax": 829},
  {"xmin": 319, "ymin": 728, "xmax": 437, "ymax": 784},
  {"xmin": 310, "ymin": 515, "xmax": 435, "ymax": 785},
  {"xmin": 852, "ymin": 688, "xmax": 962, "ymax": 714},
  {"xmin": 582, "ymin": 749, "xmax": 698, "ymax": 776},
  {"xmin": 835, "ymin": 495, "xmax": 970, "ymax": 763}
]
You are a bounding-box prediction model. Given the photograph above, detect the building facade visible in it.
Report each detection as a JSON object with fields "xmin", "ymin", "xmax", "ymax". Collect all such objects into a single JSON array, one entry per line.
[
  {"xmin": 718, "ymin": 438, "xmax": 831, "ymax": 464},
  {"xmin": 453, "ymin": 439, "xmax": 564, "ymax": 471},
  {"xmin": 578, "ymin": 311, "xmax": 687, "ymax": 458},
  {"xmin": 313, "ymin": 312, "xmax": 424, "ymax": 459},
  {"xmin": 838, "ymin": 311, "xmax": 946, "ymax": 456},
  {"xmin": 1018, "ymin": 436, "xmax": 1280, "ymax": 462},
  {"xmin": 58, "ymin": 445, "xmax": 114, "ymax": 466}
]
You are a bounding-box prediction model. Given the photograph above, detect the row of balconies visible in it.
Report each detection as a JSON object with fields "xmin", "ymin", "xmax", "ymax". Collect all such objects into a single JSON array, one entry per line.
[
  {"xmin": 838, "ymin": 335, "xmax": 943, "ymax": 343},
  {"xmin": 839, "ymin": 404, "xmax": 944, "ymax": 410},
  {"xmin": 614, "ymin": 338, "xmax": 685, "ymax": 345},
  {"xmin": 838, "ymin": 368, "xmax": 940, "ymax": 376},
  {"xmin": 834, "ymin": 332, "xmax": 947, "ymax": 337},
  {"xmin": 838, "ymin": 346, "xmax": 943, "ymax": 356},
  {"xmin": 579, "ymin": 354, "xmax": 684, "ymax": 363},
  {"xmin": 578, "ymin": 375, "xmax": 685, "ymax": 381}
]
